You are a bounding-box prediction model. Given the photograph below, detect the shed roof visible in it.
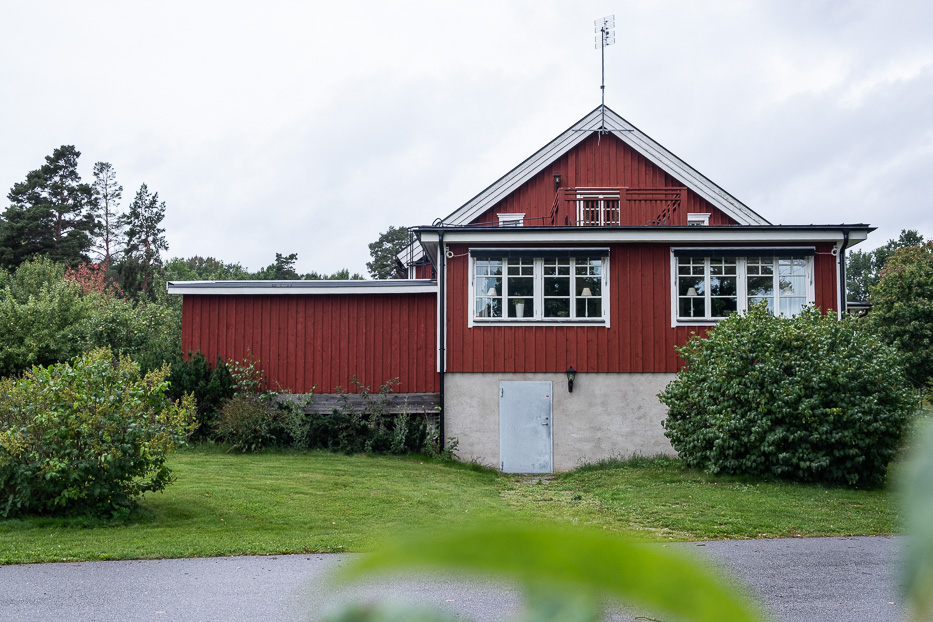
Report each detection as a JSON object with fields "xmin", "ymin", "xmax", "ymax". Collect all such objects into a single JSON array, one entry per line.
[{"xmin": 166, "ymin": 280, "xmax": 437, "ymax": 296}]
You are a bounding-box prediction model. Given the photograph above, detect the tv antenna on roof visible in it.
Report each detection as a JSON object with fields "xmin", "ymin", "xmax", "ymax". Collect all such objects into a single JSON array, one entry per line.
[
  {"xmin": 595, "ymin": 15, "xmax": 615, "ymax": 133},
  {"xmin": 574, "ymin": 15, "xmax": 631, "ymax": 139}
]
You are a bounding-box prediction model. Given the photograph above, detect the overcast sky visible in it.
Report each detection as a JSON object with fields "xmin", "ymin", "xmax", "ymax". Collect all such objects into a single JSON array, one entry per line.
[{"xmin": 1, "ymin": 1, "xmax": 931, "ymax": 276}]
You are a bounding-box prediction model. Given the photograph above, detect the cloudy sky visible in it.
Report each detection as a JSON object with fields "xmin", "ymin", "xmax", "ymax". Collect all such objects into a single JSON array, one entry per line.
[{"xmin": 1, "ymin": 1, "xmax": 931, "ymax": 276}]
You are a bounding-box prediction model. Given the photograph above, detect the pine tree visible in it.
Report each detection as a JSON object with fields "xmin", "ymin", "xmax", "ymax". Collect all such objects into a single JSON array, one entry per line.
[
  {"xmin": 0, "ymin": 146, "xmax": 98, "ymax": 269},
  {"xmin": 91, "ymin": 162, "xmax": 123, "ymax": 264},
  {"xmin": 118, "ymin": 183, "xmax": 168, "ymax": 298}
]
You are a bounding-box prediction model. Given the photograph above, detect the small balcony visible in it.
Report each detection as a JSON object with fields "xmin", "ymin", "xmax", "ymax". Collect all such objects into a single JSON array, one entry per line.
[{"xmin": 548, "ymin": 187, "xmax": 687, "ymax": 227}]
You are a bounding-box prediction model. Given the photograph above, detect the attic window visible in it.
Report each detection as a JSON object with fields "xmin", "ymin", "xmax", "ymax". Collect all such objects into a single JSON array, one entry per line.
[
  {"xmin": 687, "ymin": 213, "xmax": 711, "ymax": 226},
  {"xmin": 497, "ymin": 213, "xmax": 525, "ymax": 227}
]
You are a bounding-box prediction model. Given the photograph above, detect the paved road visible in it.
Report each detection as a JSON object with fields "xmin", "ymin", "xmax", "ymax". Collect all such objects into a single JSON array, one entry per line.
[{"xmin": 0, "ymin": 536, "xmax": 903, "ymax": 622}]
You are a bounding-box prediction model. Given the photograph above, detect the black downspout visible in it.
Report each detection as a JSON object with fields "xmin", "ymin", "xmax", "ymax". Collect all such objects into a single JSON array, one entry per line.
[
  {"xmin": 840, "ymin": 230, "xmax": 849, "ymax": 315},
  {"xmin": 437, "ymin": 230, "xmax": 446, "ymax": 450}
]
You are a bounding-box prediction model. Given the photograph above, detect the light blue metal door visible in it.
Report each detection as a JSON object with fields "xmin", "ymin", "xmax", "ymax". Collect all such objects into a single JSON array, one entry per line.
[{"xmin": 499, "ymin": 381, "xmax": 553, "ymax": 473}]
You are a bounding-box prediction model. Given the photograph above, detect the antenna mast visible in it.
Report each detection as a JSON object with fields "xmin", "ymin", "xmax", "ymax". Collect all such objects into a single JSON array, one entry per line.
[{"xmin": 595, "ymin": 15, "xmax": 616, "ymax": 133}]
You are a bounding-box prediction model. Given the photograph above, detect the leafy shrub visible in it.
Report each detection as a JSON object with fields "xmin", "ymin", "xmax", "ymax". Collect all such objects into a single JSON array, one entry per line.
[
  {"xmin": 659, "ymin": 304, "xmax": 916, "ymax": 486},
  {"xmin": 868, "ymin": 240, "xmax": 933, "ymax": 390},
  {"xmin": 215, "ymin": 395, "xmax": 279, "ymax": 452},
  {"xmin": 0, "ymin": 349, "xmax": 195, "ymax": 518},
  {"xmin": 0, "ymin": 258, "xmax": 182, "ymax": 377},
  {"xmin": 0, "ymin": 259, "xmax": 92, "ymax": 376},
  {"xmin": 166, "ymin": 351, "xmax": 236, "ymax": 441}
]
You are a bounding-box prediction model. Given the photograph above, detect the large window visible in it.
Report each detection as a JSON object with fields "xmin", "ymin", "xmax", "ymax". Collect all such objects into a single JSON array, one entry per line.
[
  {"xmin": 471, "ymin": 251, "xmax": 608, "ymax": 324},
  {"xmin": 674, "ymin": 250, "xmax": 813, "ymax": 322}
]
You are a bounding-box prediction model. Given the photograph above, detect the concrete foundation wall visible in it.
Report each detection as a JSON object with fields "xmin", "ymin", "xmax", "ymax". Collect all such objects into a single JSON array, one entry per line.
[{"xmin": 444, "ymin": 372, "xmax": 676, "ymax": 472}]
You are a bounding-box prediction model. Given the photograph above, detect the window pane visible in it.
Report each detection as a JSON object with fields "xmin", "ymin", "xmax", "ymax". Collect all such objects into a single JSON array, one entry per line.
[
  {"xmin": 576, "ymin": 276, "xmax": 601, "ymax": 296},
  {"xmin": 475, "ymin": 260, "xmax": 502, "ymax": 276},
  {"xmin": 544, "ymin": 276, "xmax": 570, "ymax": 297},
  {"xmin": 710, "ymin": 276, "xmax": 736, "ymax": 297},
  {"xmin": 779, "ymin": 258, "xmax": 807, "ymax": 276},
  {"xmin": 544, "ymin": 298, "xmax": 570, "ymax": 318},
  {"xmin": 475, "ymin": 259, "xmax": 502, "ymax": 319},
  {"xmin": 507, "ymin": 258, "xmax": 535, "ymax": 276},
  {"xmin": 678, "ymin": 277, "xmax": 704, "ymax": 296},
  {"xmin": 747, "ymin": 276, "xmax": 773, "ymax": 297},
  {"xmin": 478, "ymin": 276, "xmax": 501, "ymax": 296},
  {"xmin": 475, "ymin": 297, "xmax": 502, "ymax": 318},
  {"xmin": 709, "ymin": 258, "xmax": 736, "ymax": 276},
  {"xmin": 748, "ymin": 296, "xmax": 774, "ymax": 313},
  {"xmin": 711, "ymin": 297, "xmax": 737, "ymax": 317},
  {"xmin": 508, "ymin": 298, "xmax": 532, "ymax": 318},
  {"xmin": 779, "ymin": 276, "xmax": 806, "ymax": 296},
  {"xmin": 507, "ymin": 257, "xmax": 534, "ymax": 319},
  {"xmin": 780, "ymin": 297, "xmax": 806, "ymax": 316},
  {"xmin": 508, "ymin": 275, "xmax": 534, "ymax": 297},
  {"xmin": 679, "ymin": 297, "xmax": 704, "ymax": 318},
  {"xmin": 746, "ymin": 258, "xmax": 774, "ymax": 276},
  {"xmin": 577, "ymin": 297, "xmax": 602, "ymax": 318},
  {"xmin": 678, "ymin": 257, "xmax": 705, "ymax": 277},
  {"xmin": 544, "ymin": 258, "xmax": 571, "ymax": 275}
]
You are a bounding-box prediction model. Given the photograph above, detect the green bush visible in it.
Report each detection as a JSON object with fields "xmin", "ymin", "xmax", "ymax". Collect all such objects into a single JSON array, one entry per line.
[
  {"xmin": 0, "ymin": 259, "xmax": 92, "ymax": 376},
  {"xmin": 659, "ymin": 305, "xmax": 916, "ymax": 486},
  {"xmin": 0, "ymin": 257, "xmax": 182, "ymax": 377},
  {"xmin": 214, "ymin": 372, "xmax": 430, "ymax": 455},
  {"xmin": 0, "ymin": 349, "xmax": 195, "ymax": 518},
  {"xmin": 215, "ymin": 394, "xmax": 279, "ymax": 452},
  {"xmin": 166, "ymin": 351, "xmax": 236, "ymax": 441}
]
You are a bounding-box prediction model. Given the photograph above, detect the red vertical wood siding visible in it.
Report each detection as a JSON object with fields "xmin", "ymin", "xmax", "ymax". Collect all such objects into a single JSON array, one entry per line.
[
  {"xmin": 470, "ymin": 133, "xmax": 739, "ymax": 227},
  {"xmin": 445, "ymin": 242, "xmax": 841, "ymax": 374},
  {"xmin": 181, "ymin": 293, "xmax": 439, "ymax": 394}
]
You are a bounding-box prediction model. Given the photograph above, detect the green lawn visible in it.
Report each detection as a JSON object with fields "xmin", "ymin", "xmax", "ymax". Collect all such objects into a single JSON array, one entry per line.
[
  {"xmin": 500, "ymin": 457, "xmax": 896, "ymax": 540},
  {"xmin": 0, "ymin": 449, "xmax": 900, "ymax": 564}
]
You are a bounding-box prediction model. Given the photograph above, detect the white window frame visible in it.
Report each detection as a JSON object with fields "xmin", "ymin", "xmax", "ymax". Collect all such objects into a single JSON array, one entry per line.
[
  {"xmin": 497, "ymin": 212, "xmax": 525, "ymax": 227},
  {"xmin": 469, "ymin": 252, "xmax": 610, "ymax": 327},
  {"xmin": 670, "ymin": 250, "xmax": 815, "ymax": 326}
]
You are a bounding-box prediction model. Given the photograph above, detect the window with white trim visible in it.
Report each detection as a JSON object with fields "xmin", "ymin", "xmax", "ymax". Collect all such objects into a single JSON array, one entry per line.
[
  {"xmin": 674, "ymin": 249, "xmax": 814, "ymax": 322},
  {"xmin": 472, "ymin": 250, "xmax": 608, "ymax": 323}
]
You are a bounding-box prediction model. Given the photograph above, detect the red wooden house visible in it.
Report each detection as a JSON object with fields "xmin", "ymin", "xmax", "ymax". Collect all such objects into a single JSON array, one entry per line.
[{"xmin": 169, "ymin": 105, "xmax": 872, "ymax": 473}]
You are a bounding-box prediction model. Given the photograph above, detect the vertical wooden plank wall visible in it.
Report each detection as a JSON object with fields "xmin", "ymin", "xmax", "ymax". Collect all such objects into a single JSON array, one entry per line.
[
  {"xmin": 445, "ymin": 242, "xmax": 840, "ymax": 375},
  {"xmin": 470, "ymin": 132, "xmax": 740, "ymax": 227},
  {"xmin": 181, "ymin": 293, "xmax": 439, "ymax": 394},
  {"xmin": 445, "ymin": 244, "xmax": 699, "ymax": 375}
]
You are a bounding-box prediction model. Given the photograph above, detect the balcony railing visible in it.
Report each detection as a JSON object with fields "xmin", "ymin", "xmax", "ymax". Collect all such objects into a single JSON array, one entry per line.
[{"xmin": 548, "ymin": 187, "xmax": 686, "ymax": 227}]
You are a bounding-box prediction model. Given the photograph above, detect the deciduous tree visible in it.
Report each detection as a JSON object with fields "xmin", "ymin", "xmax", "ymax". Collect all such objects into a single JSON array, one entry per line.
[
  {"xmin": 846, "ymin": 229, "xmax": 925, "ymax": 302},
  {"xmin": 868, "ymin": 240, "xmax": 933, "ymax": 389}
]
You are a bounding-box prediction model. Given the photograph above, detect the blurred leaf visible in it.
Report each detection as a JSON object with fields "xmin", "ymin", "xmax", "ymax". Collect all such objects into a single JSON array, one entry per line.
[
  {"xmin": 903, "ymin": 419, "xmax": 933, "ymax": 621},
  {"xmin": 322, "ymin": 603, "xmax": 460, "ymax": 622},
  {"xmin": 334, "ymin": 524, "xmax": 766, "ymax": 622}
]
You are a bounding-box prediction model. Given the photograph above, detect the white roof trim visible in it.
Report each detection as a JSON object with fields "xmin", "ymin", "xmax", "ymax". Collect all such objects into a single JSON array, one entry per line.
[
  {"xmin": 440, "ymin": 105, "xmax": 770, "ymax": 227},
  {"xmin": 167, "ymin": 280, "xmax": 438, "ymax": 296},
  {"xmin": 418, "ymin": 227, "xmax": 868, "ymax": 246}
]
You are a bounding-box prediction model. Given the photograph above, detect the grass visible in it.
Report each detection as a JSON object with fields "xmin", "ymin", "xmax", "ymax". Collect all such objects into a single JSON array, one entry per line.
[
  {"xmin": 500, "ymin": 456, "xmax": 897, "ymax": 540},
  {"xmin": 0, "ymin": 449, "xmax": 900, "ymax": 564}
]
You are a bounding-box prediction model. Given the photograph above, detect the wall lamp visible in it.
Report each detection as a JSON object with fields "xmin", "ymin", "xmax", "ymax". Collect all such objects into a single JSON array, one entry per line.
[
  {"xmin": 566, "ymin": 366, "xmax": 577, "ymax": 393},
  {"xmin": 554, "ymin": 173, "xmax": 561, "ymax": 192}
]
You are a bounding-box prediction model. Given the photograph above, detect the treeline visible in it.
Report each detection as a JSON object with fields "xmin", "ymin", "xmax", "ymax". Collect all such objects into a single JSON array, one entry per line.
[{"xmin": 0, "ymin": 146, "xmax": 381, "ymax": 381}]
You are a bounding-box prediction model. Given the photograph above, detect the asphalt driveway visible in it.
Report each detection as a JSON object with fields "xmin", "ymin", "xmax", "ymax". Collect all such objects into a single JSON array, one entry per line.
[{"xmin": 0, "ymin": 536, "xmax": 903, "ymax": 622}]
